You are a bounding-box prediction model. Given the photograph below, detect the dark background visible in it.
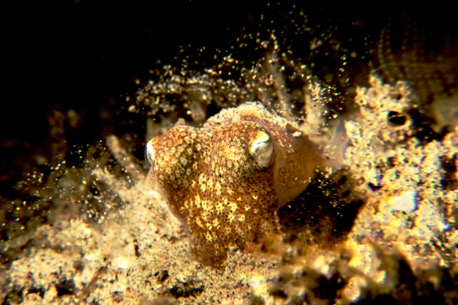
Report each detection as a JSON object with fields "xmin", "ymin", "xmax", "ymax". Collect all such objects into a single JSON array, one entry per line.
[{"xmin": 2, "ymin": 1, "xmax": 457, "ymax": 184}]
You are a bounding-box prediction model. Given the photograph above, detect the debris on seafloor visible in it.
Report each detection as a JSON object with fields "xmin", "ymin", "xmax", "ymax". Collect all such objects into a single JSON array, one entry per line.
[
  {"xmin": 1, "ymin": 22, "xmax": 458, "ymax": 304},
  {"xmin": 2, "ymin": 68, "xmax": 457, "ymax": 304}
]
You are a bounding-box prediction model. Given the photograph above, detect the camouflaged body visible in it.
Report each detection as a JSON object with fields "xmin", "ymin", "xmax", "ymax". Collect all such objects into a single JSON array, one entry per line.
[{"xmin": 146, "ymin": 103, "xmax": 322, "ymax": 266}]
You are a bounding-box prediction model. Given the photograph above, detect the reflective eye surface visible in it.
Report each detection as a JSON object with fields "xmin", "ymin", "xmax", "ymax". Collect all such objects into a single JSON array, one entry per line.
[
  {"xmin": 249, "ymin": 131, "xmax": 274, "ymax": 168},
  {"xmin": 145, "ymin": 140, "xmax": 156, "ymax": 167}
]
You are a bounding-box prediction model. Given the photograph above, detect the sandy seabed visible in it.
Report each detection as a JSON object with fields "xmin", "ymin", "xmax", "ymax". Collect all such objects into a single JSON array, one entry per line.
[{"xmin": 1, "ymin": 69, "xmax": 457, "ymax": 304}]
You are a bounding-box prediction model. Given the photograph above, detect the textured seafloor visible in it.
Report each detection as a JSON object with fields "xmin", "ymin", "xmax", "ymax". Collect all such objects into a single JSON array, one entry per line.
[
  {"xmin": 1, "ymin": 3, "xmax": 457, "ymax": 305},
  {"xmin": 1, "ymin": 72, "xmax": 457, "ymax": 304}
]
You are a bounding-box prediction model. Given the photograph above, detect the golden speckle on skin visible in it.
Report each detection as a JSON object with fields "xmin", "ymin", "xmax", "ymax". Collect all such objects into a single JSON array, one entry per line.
[{"xmin": 145, "ymin": 102, "xmax": 322, "ymax": 266}]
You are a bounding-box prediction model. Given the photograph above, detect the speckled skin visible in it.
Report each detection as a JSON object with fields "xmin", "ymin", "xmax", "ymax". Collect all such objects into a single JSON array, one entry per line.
[{"xmin": 146, "ymin": 102, "xmax": 322, "ymax": 266}]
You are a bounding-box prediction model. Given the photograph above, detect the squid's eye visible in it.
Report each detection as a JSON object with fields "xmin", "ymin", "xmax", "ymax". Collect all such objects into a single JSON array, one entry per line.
[
  {"xmin": 249, "ymin": 131, "xmax": 274, "ymax": 168},
  {"xmin": 145, "ymin": 140, "xmax": 156, "ymax": 167}
]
